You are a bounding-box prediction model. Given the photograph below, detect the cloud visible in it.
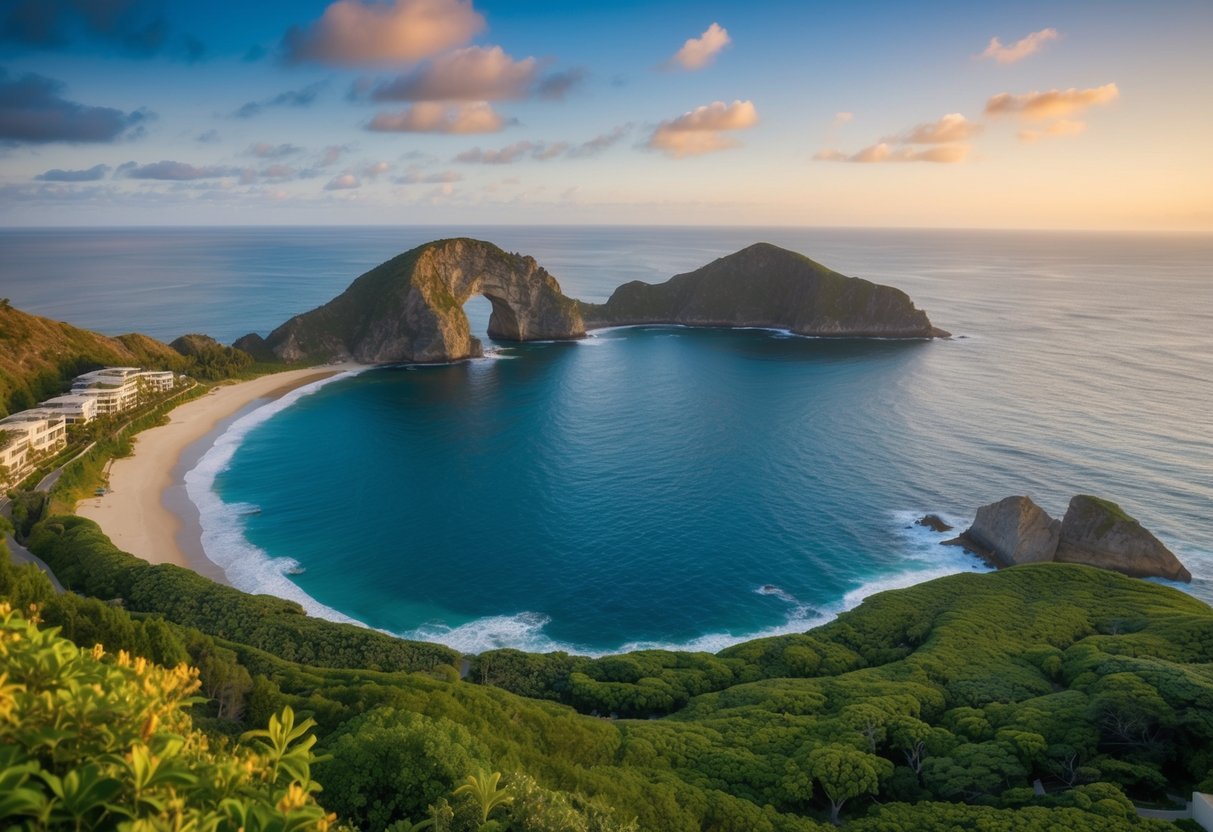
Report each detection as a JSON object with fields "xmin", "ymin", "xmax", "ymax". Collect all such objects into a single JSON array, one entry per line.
[
  {"xmin": 647, "ymin": 99, "xmax": 758, "ymax": 157},
  {"xmin": 815, "ymin": 143, "xmax": 970, "ymax": 164},
  {"xmin": 890, "ymin": 113, "xmax": 982, "ymax": 144},
  {"xmin": 363, "ymin": 160, "xmax": 392, "ymax": 177},
  {"xmin": 324, "ymin": 173, "xmax": 361, "ymax": 190},
  {"xmin": 368, "ymin": 46, "xmax": 536, "ymax": 102},
  {"xmin": 246, "ymin": 142, "xmax": 303, "ymax": 159},
  {"xmin": 119, "ymin": 160, "xmax": 240, "ymax": 180},
  {"xmin": 985, "ymin": 83, "xmax": 1119, "ymax": 121},
  {"xmin": 367, "ymin": 102, "xmax": 505, "ymax": 133},
  {"xmin": 568, "ymin": 124, "xmax": 631, "ymax": 157},
  {"xmin": 0, "ymin": 0, "xmax": 169, "ymax": 56},
  {"xmin": 1019, "ymin": 119, "xmax": 1087, "ymax": 143},
  {"xmin": 980, "ymin": 28, "xmax": 1059, "ymax": 64},
  {"xmin": 536, "ymin": 67, "xmax": 586, "ymax": 100},
  {"xmin": 282, "ymin": 0, "xmax": 484, "ymax": 66},
  {"xmin": 259, "ymin": 164, "xmax": 295, "ymax": 179},
  {"xmin": 668, "ymin": 22, "xmax": 730, "ymax": 71},
  {"xmin": 395, "ymin": 169, "xmax": 462, "ymax": 184},
  {"xmin": 196, "ymin": 128, "xmax": 220, "ymax": 143},
  {"xmin": 35, "ymin": 163, "xmax": 110, "ymax": 182},
  {"xmin": 0, "ymin": 69, "xmax": 150, "ymax": 144},
  {"xmin": 833, "ymin": 111, "xmax": 854, "ymax": 125},
  {"xmin": 454, "ymin": 141, "xmax": 536, "ymax": 164},
  {"xmin": 234, "ymin": 81, "xmax": 326, "ymax": 118}
]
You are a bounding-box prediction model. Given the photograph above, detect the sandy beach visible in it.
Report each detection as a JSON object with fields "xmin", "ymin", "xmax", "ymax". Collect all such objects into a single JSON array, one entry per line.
[{"xmin": 77, "ymin": 365, "xmax": 362, "ymax": 575}]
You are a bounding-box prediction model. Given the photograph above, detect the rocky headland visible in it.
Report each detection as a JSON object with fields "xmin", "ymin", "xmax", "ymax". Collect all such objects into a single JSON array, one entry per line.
[
  {"xmin": 941, "ymin": 494, "xmax": 1191, "ymax": 582},
  {"xmin": 579, "ymin": 242, "xmax": 950, "ymax": 338},
  {"xmin": 241, "ymin": 238, "xmax": 587, "ymax": 364}
]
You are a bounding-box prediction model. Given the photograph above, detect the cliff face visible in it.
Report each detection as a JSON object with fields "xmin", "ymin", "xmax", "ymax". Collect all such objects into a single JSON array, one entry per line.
[
  {"xmin": 959, "ymin": 496, "xmax": 1060, "ymax": 567},
  {"xmin": 259, "ymin": 239, "xmax": 586, "ymax": 364},
  {"xmin": 579, "ymin": 242, "xmax": 948, "ymax": 338}
]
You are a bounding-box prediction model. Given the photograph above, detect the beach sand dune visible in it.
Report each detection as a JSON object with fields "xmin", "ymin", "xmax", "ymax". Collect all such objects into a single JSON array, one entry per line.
[{"xmin": 77, "ymin": 366, "xmax": 361, "ymax": 575}]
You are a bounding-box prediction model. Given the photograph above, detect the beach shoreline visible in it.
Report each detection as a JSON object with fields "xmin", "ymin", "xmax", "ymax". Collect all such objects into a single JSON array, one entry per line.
[{"xmin": 77, "ymin": 365, "xmax": 363, "ymax": 577}]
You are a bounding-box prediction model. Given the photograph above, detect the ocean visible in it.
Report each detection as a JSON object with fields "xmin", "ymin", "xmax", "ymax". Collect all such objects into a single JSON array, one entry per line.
[{"xmin": 3, "ymin": 226, "xmax": 1210, "ymax": 654}]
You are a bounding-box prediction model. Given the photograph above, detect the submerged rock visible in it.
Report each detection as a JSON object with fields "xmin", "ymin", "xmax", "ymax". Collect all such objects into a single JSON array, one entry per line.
[
  {"xmin": 946, "ymin": 496, "xmax": 1060, "ymax": 567},
  {"xmin": 1055, "ymin": 495, "xmax": 1191, "ymax": 583},
  {"xmin": 579, "ymin": 242, "xmax": 949, "ymax": 338}
]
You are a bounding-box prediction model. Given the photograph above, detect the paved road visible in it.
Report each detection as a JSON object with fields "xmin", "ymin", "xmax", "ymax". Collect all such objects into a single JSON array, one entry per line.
[{"xmin": 4, "ymin": 533, "xmax": 64, "ymax": 592}]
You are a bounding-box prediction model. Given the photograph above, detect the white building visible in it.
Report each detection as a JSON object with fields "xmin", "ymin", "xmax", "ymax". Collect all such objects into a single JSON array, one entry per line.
[
  {"xmin": 0, "ymin": 429, "xmax": 29, "ymax": 484},
  {"xmin": 69, "ymin": 366, "xmax": 176, "ymax": 415},
  {"xmin": 137, "ymin": 369, "xmax": 176, "ymax": 393},
  {"xmin": 0, "ymin": 411, "xmax": 68, "ymax": 455},
  {"xmin": 38, "ymin": 394, "xmax": 100, "ymax": 425}
]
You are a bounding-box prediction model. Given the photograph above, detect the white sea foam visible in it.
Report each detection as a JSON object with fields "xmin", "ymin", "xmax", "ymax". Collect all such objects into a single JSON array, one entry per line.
[{"xmin": 185, "ymin": 370, "xmax": 368, "ymax": 626}]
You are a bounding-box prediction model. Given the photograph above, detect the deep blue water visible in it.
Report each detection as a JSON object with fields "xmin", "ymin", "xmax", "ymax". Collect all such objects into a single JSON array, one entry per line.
[{"xmin": 3, "ymin": 226, "xmax": 1211, "ymax": 653}]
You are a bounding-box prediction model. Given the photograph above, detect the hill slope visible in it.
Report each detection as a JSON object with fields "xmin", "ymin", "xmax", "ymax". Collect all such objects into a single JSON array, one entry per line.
[{"xmin": 0, "ymin": 300, "xmax": 186, "ymax": 417}]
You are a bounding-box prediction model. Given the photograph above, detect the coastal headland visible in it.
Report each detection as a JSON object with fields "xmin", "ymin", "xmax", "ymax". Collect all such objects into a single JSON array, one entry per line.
[{"xmin": 76, "ymin": 365, "xmax": 361, "ymax": 576}]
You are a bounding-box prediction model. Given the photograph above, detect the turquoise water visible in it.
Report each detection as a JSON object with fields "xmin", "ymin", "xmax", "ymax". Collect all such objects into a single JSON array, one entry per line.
[{"xmin": 3, "ymin": 227, "xmax": 1211, "ymax": 653}]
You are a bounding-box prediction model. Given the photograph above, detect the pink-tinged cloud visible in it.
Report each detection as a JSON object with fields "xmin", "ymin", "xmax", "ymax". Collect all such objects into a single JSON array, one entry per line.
[
  {"xmin": 261, "ymin": 164, "xmax": 295, "ymax": 179},
  {"xmin": 395, "ymin": 169, "xmax": 462, "ymax": 184},
  {"xmin": 371, "ymin": 46, "xmax": 537, "ymax": 101},
  {"xmin": 815, "ymin": 143, "xmax": 970, "ymax": 164},
  {"xmin": 985, "ymin": 83, "xmax": 1118, "ymax": 121},
  {"xmin": 980, "ymin": 28, "xmax": 1059, "ymax": 64},
  {"xmin": 324, "ymin": 173, "xmax": 361, "ymax": 189},
  {"xmin": 1019, "ymin": 119, "xmax": 1088, "ymax": 143},
  {"xmin": 669, "ymin": 22, "xmax": 731, "ymax": 70},
  {"xmin": 892, "ymin": 113, "xmax": 982, "ymax": 144},
  {"xmin": 367, "ymin": 102, "xmax": 505, "ymax": 133},
  {"xmin": 283, "ymin": 0, "xmax": 484, "ymax": 66},
  {"xmin": 363, "ymin": 160, "xmax": 393, "ymax": 177},
  {"xmin": 648, "ymin": 99, "xmax": 758, "ymax": 157}
]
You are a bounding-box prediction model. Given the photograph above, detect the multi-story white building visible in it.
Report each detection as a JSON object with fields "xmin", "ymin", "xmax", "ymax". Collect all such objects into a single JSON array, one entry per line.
[
  {"xmin": 0, "ymin": 411, "xmax": 68, "ymax": 485},
  {"xmin": 38, "ymin": 394, "xmax": 100, "ymax": 425},
  {"xmin": 0, "ymin": 428, "xmax": 29, "ymax": 484},
  {"xmin": 137, "ymin": 369, "xmax": 176, "ymax": 393},
  {"xmin": 69, "ymin": 366, "xmax": 176, "ymax": 416}
]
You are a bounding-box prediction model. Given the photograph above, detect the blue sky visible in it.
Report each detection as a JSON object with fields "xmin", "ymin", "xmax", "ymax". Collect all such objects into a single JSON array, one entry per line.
[{"xmin": 2, "ymin": 0, "xmax": 1211, "ymax": 228}]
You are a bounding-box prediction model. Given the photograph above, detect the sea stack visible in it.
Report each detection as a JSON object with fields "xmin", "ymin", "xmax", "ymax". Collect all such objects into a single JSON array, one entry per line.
[
  {"xmin": 946, "ymin": 494, "xmax": 1191, "ymax": 583},
  {"xmin": 579, "ymin": 242, "xmax": 949, "ymax": 338}
]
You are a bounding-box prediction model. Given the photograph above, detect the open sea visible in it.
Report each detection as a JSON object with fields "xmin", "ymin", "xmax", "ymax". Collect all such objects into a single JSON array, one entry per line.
[{"xmin": 2, "ymin": 226, "xmax": 1211, "ymax": 654}]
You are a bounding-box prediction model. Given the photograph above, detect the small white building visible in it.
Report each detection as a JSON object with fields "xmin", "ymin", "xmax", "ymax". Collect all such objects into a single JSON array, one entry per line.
[
  {"xmin": 38, "ymin": 394, "xmax": 100, "ymax": 424},
  {"xmin": 137, "ymin": 369, "xmax": 176, "ymax": 393}
]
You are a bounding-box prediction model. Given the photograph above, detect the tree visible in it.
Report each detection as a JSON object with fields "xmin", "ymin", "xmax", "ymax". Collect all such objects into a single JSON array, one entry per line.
[{"xmin": 805, "ymin": 744, "xmax": 891, "ymax": 824}]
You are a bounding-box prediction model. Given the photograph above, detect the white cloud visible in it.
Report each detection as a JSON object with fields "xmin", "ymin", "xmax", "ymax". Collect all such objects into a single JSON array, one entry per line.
[
  {"xmin": 815, "ymin": 143, "xmax": 970, "ymax": 164},
  {"xmin": 980, "ymin": 28, "xmax": 1059, "ymax": 64},
  {"xmin": 369, "ymin": 46, "xmax": 538, "ymax": 101},
  {"xmin": 669, "ymin": 22, "xmax": 731, "ymax": 70},
  {"xmin": 283, "ymin": 0, "xmax": 484, "ymax": 66},
  {"xmin": 647, "ymin": 99, "xmax": 758, "ymax": 157},
  {"xmin": 367, "ymin": 102, "xmax": 505, "ymax": 133},
  {"xmin": 324, "ymin": 173, "xmax": 361, "ymax": 189}
]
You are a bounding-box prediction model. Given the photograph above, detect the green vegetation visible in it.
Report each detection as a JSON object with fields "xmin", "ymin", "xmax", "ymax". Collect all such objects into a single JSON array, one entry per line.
[
  {"xmin": 8, "ymin": 514, "xmax": 1211, "ymax": 829},
  {"xmin": 169, "ymin": 333, "xmax": 256, "ymax": 380}
]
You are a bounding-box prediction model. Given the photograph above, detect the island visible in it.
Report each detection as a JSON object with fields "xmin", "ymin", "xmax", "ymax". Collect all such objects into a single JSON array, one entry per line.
[
  {"xmin": 236, "ymin": 239, "xmax": 948, "ymax": 365},
  {"xmin": 579, "ymin": 242, "xmax": 950, "ymax": 338}
]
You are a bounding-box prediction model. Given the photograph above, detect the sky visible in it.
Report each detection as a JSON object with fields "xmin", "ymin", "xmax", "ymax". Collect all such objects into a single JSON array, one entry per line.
[{"xmin": 1, "ymin": 0, "xmax": 1211, "ymax": 229}]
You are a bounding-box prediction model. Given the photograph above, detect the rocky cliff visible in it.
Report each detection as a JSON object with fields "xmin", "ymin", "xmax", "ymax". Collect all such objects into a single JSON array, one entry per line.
[
  {"xmin": 254, "ymin": 239, "xmax": 586, "ymax": 364},
  {"xmin": 944, "ymin": 493, "xmax": 1190, "ymax": 582},
  {"xmin": 579, "ymin": 242, "xmax": 949, "ymax": 338}
]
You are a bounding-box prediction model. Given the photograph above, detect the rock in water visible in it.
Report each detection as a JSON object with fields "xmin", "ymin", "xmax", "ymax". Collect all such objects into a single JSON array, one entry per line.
[
  {"xmin": 947, "ymin": 496, "xmax": 1060, "ymax": 567},
  {"xmin": 916, "ymin": 514, "xmax": 953, "ymax": 533},
  {"xmin": 262, "ymin": 238, "xmax": 585, "ymax": 364},
  {"xmin": 579, "ymin": 242, "xmax": 948, "ymax": 338},
  {"xmin": 1055, "ymin": 495, "xmax": 1191, "ymax": 583}
]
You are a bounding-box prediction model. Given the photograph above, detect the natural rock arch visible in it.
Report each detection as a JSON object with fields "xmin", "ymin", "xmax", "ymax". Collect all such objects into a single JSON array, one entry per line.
[{"xmin": 255, "ymin": 238, "xmax": 586, "ymax": 364}]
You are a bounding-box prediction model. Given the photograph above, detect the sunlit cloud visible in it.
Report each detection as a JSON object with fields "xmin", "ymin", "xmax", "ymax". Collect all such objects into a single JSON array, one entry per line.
[
  {"xmin": 363, "ymin": 160, "xmax": 392, "ymax": 178},
  {"xmin": 0, "ymin": 69, "xmax": 150, "ymax": 144},
  {"xmin": 815, "ymin": 143, "xmax": 970, "ymax": 164},
  {"xmin": 117, "ymin": 160, "xmax": 240, "ymax": 180},
  {"xmin": 234, "ymin": 81, "xmax": 326, "ymax": 119},
  {"xmin": 985, "ymin": 83, "xmax": 1118, "ymax": 121},
  {"xmin": 35, "ymin": 163, "xmax": 110, "ymax": 182},
  {"xmin": 368, "ymin": 46, "xmax": 536, "ymax": 101},
  {"xmin": 324, "ymin": 173, "xmax": 361, "ymax": 190},
  {"xmin": 367, "ymin": 101, "xmax": 505, "ymax": 133},
  {"xmin": 282, "ymin": 0, "xmax": 484, "ymax": 66},
  {"xmin": 1019, "ymin": 119, "xmax": 1087, "ymax": 143},
  {"xmin": 889, "ymin": 113, "xmax": 982, "ymax": 144},
  {"xmin": 668, "ymin": 23, "xmax": 731, "ymax": 71},
  {"xmin": 395, "ymin": 169, "xmax": 462, "ymax": 184},
  {"xmin": 647, "ymin": 99, "xmax": 758, "ymax": 157},
  {"xmin": 980, "ymin": 28, "xmax": 1059, "ymax": 64}
]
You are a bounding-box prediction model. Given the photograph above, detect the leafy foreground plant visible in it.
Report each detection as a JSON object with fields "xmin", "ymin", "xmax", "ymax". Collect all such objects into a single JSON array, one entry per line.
[{"xmin": 0, "ymin": 602, "xmax": 333, "ymax": 831}]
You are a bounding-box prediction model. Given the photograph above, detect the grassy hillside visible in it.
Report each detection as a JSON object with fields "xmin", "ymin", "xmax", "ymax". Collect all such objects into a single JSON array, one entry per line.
[
  {"xmin": 12, "ymin": 513, "xmax": 1210, "ymax": 830},
  {"xmin": 0, "ymin": 300, "xmax": 187, "ymax": 417}
]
